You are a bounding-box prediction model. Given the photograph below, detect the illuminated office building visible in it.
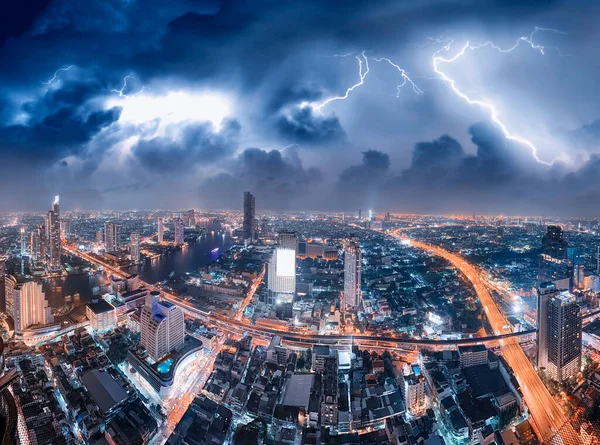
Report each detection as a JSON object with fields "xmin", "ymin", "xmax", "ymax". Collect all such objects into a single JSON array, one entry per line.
[
  {"xmin": 104, "ymin": 222, "xmax": 121, "ymax": 252},
  {"xmin": 6, "ymin": 277, "xmax": 53, "ymax": 333},
  {"xmin": 140, "ymin": 293, "xmax": 185, "ymax": 361},
  {"xmin": 174, "ymin": 218, "xmax": 184, "ymax": 245},
  {"xmin": 268, "ymin": 232, "xmax": 297, "ymax": 305},
  {"xmin": 344, "ymin": 239, "xmax": 362, "ymax": 309},
  {"xmin": 243, "ymin": 191, "xmax": 256, "ymax": 244},
  {"xmin": 130, "ymin": 232, "xmax": 140, "ymax": 262},
  {"xmin": 537, "ymin": 225, "xmax": 569, "ymax": 289},
  {"xmin": 157, "ymin": 218, "xmax": 164, "ymax": 243},
  {"xmin": 537, "ymin": 286, "xmax": 582, "ymax": 382},
  {"xmin": 47, "ymin": 195, "xmax": 61, "ymax": 268}
]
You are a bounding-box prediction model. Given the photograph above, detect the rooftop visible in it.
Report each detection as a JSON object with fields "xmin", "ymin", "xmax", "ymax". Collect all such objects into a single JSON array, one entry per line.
[
  {"xmin": 87, "ymin": 300, "xmax": 116, "ymax": 315},
  {"xmin": 80, "ymin": 369, "xmax": 128, "ymax": 415},
  {"xmin": 282, "ymin": 374, "xmax": 314, "ymax": 409}
]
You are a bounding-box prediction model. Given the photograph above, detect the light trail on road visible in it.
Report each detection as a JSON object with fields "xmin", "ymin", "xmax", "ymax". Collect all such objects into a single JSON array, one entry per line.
[{"xmin": 392, "ymin": 230, "xmax": 579, "ymax": 444}]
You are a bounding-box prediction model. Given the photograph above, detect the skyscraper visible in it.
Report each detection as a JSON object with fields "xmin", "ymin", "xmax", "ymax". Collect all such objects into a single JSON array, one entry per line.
[
  {"xmin": 185, "ymin": 209, "xmax": 195, "ymax": 228},
  {"xmin": 140, "ymin": 293, "xmax": 185, "ymax": 361},
  {"xmin": 48, "ymin": 195, "xmax": 61, "ymax": 269},
  {"xmin": 174, "ymin": 218, "xmax": 184, "ymax": 245},
  {"xmin": 537, "ymin": 225, "xmax": 569, "ymax": 288},
  {"xmin": 278, "ymin": 231, "xmax": 298, "ymax": 251},
  {"xmin": 267, "ymin": 231, "xmax": 298, "ymax": 306},
  {"xmin": 130, "ymin": 232, "xmax": 140, "ymax": 262},
  {"xmin": 546, "ymin": 292, "xmax": 582, "ymax": 382},
  {"xmin": 243, "ymin": 191, "xmax": 256, "ymax": 244},
  {"xmin": 537, "ymin": 282, "xmax": 582, "ymax": 382},
  {"xmin": 104, "ymin": 222, "xmax": 121, "ymax": 252},
  {"xmin": 37, "ymin": 225, "xmax": 47, "ymax": 264},
  {"xmin": 6, "ymin": 277, "xmax": 54, "ymax": 333},
  {"xmin": 344, "ymin": 238, "xmax": 362, "ymax": 309},
  {"xmin": 30, "ymin": 230, "xmax": 41, "ymax": 261},
  {"xmin": 536, "ymin": 282, "xmax": 557, "ymax": 371},
  {"xmin": 157, "ymin": 218, "xmax": 164, "ymax": 243}
]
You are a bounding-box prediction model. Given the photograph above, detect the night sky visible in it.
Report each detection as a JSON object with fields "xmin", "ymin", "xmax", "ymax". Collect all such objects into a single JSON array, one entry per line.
[{"xmin": 1, "ymin": 0, "xmax": 599, "ymax": 215}]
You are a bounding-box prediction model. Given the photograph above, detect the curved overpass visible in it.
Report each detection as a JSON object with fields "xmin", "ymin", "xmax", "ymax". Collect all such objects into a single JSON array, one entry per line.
[{"xmin": 63, "ymin": 242, "xmax": 536, "ymax": 348}]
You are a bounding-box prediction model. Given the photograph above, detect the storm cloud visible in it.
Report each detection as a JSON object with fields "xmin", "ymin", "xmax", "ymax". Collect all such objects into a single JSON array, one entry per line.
[{"xmin": 0, "ymin": 0, "xmax": 599, "ymax": 215}]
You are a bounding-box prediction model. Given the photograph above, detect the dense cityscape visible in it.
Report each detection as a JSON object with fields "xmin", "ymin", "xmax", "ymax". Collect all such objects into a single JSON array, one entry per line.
[
  {"xmin": 1, "ymin": 1, "xmax": 600, "ymax": 444},
  {"xmin": 0, "ymin": 192, "xmax": 598, "ymax": 444}
]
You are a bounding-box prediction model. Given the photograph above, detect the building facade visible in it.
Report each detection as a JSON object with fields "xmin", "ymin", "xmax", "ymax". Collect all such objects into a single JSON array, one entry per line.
[
  {"xmin": 140, "ymin": 296, "xmax": 185, "ymax": 361},
  {"xmin": 48, "ymin": 195, "xmax": 61, "ymax": 268},
  {"xmin": 174, "ymin": 218, "xmax": 184, "ymax": 245},
  {"xmin": 6, "ymin": 277, "xmax": 54, "ymax": 333},
  {"xmin": 104, "ymin": 222, "xmax": 121, "ymax": 252},
  {"xmin": 130, "ymin": 232, "xmax": 140, "ymax": 262},
  {"xmin": 157, "ymin": 218, "xmax": 164, "ymax": 243},
  {"xmin": 545, "ymin": 292, "xmax": 582, "ymax": 382},
  {"xmin": 86, "ymin": 300, "xmax": 117, "ymax": 332},
  {"xmin": 344, "ymin": 239, "xmax": 362, "ymax": 309},
  {"xmin": 243, "ymin": 191, "xmax": 256, "ymax": 244}
]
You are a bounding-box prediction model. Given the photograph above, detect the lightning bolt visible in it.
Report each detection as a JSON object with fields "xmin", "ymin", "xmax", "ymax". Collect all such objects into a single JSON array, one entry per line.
[
  {"xmin": 372, "ymin": 57, "xmax": 423, "ymax": 96},
  {"xmin": 41, "ymin": 65, "xmax": 75, "ymax": 85},
  {"xmin": 112, "ymin": 74, "xmax": 147, "ymax": 98},
  {"xmin": 432, "ymin": 27, "xmax": 566, "ymax": 166},
  {"xmin": 314, "ymin": 51, "xmax": 369, "ymax": 112},
  {"xmin": 279, "ymin": 143, "xmax": 299, "ymax": 153},
  {"xmin": 314, "ymin": 51, "xmax": 422, "ymax": 112}
]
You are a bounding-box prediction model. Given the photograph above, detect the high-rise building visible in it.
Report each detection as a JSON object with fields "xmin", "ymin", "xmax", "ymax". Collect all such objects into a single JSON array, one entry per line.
[
  {"xmin": 267, "ymin": 232, "xmax": 298, "ymax": 306},
  {"xmin": 547, "ymin": 292, "xmax": 582, "ymax": 382},
  {"xmin": 278, "ymin": 231, "xmax": 298, "ymax": 252},
  {"xmin": 37, "ymin": 225, "xmax": 47, "ymax": 263},
  {"xmin": 174, "ymin": 218, "xmax": 185, "ymax": 245},
  {"xmin": 536, "ymin": 282, "xmax": 557, "ymax": 371},
  {"xmin": 140, "ymin": 293, "xmax": 185, "ymax": 361},
  {"xmin": 537, "ymin": 225, "xmax": 569, "ymax": 288},
  {"xmin": 29, "ymin": 230, "xmax": 40, "ymax": 261},
  {"xmin": 537, "ymin": 285, "xmax": 582, "ymax": 382},
  {"xmin": 402, "ymin": 365, "xmax": 427, "ymax": 415},
  {"xmin": 574, "ymin": 260, "xmax": 585, "ymax": 289},
  {"xmin": 185, "ymin": 209, "xmax": 195, "ymax": 228},
  {"xmin": 6, "ymin": 277, "xmax": 54, "ymax": 333},
  {"xmin": 320, "ymin": 356, "xmax": 339, "ymax": 427},
  {"xmin": 344, "ymin": 238, "xmax": 362, "ymax": 309},
  {"xmin": 130, "ymin": 232, "xmax": 140, "ymax": 262},
  {"xmin": 157, "ymin": 218, "xmax": 164, "ymax": 243},
  {"xmin": 61, "ymin": 219, "xmax": 72, "ymax": 237},
  {"xmin": 243, "ymin": 191, "xmax": 256, "ymax": 244},
  {"xmin": 48, "ymin": 195, "xmax": 61, "ymax": 269},
  {"xmin": 104, "ymin": 222, "xmax": 121, "ymax": 252},
  {"xmin": 96, "ymin": 230, "xmax": 103, "ymax": 244}
]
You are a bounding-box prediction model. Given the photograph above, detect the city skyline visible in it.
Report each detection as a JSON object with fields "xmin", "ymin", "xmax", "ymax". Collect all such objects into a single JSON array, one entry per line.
[{"xmin": 1, "ymin": 1, "xmax": 600, "ymax": 444}]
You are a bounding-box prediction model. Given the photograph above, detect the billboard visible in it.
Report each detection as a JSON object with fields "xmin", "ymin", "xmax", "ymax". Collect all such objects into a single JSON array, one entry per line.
[{"xmin": 276, "ymin": 248, "xmax": 295, "ymax": 277}]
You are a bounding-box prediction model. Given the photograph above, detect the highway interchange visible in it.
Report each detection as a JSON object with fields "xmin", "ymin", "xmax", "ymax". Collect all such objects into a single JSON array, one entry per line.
[{"xmin": 64, "ymin": 231, "xmax": 583, "ymax": 443}]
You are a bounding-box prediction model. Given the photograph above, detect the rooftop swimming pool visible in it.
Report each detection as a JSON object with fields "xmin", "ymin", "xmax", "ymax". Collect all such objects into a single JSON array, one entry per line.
[{"xmin": 157, "ymin": 358, "xmax": 174, "ymax": 374}]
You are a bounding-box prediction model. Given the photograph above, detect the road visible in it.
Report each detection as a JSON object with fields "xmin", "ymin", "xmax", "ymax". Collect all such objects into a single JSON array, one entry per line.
[
  {"xmin": 63, "ymin": 243, "xmax": 539, "ymax": 348},
  {"xmin": 393, "ymin": 231, "xmax": 578, "ymax": 444}
]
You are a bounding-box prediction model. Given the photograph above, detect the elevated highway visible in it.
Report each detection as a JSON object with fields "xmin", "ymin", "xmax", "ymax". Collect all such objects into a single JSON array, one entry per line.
[{"xmin": 393, "ymin": 230, "xmax": 579, "ymax": 444}]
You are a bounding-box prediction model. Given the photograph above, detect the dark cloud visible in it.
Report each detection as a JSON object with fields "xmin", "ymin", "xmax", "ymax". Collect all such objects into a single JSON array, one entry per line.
[
  {"xmin": 275, "ymin": 106, "xmax": 346, "ymax": 145},
  {"xmin": 201, "ymin": 147, "xmax": 322, "ymax": 210},
  {"xmin": 334, "ymin": 150, "xmax": 391, "ymax": 209},
  {"xmin": 0, "ymin": 0, "xmax": 597, "ymax": 212},
  {"xmin": 131, "ymin": 118, "xmax": 241, "ymax": 172},
  {"xmin": 0, "ymin": 79, "xmax": 120, "ymax": 163}
]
